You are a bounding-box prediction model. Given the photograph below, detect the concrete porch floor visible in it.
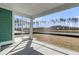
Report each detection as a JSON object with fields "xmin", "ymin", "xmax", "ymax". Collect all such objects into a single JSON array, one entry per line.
[{"xmin": 0, "ymin": 36, "xmax": 79, "ymax": 55}]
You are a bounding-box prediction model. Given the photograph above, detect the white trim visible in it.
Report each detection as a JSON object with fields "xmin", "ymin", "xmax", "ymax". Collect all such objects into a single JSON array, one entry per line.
[
  {"xmin": 0, "ymin": 40, "xmax": 13, "ymax": 46},
  {"xmin": 29, "ymin": 19, "xmax": 33, "ymax": 39},
  {"xmin": 22, "ymin": 16, "xmax": 24, "ymax": 39},
  {"xmin": 12, "ymin": 11, "xmax": 15, "ymax": 43}
]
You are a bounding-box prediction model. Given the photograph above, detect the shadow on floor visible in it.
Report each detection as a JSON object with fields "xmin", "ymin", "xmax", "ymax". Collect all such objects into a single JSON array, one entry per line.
[
  {"xmin": 1, "ymin": 44, "xmax": 12, "ymax": 51},
  {"xmin": 12, "ymin": 48, "xmax": 43, "ymax": 55},
  {"xmin": 10, "ymin": 39, "xmax": 43, "ymax": 55}
]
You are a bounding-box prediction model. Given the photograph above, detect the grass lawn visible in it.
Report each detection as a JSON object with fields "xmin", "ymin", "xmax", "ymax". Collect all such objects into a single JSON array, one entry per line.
[{"xmin": 33, "ymin": 34, "xmax": 79, "ymax": 52}]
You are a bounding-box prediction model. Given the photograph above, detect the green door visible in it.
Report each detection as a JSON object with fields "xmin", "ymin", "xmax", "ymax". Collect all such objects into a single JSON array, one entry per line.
[{"xmin": 0, "ymin": 8, "xmax": 12, "ymax": 43}]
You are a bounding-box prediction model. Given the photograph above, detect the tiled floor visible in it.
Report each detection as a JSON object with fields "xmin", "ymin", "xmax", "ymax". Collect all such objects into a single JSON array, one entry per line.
[
  {"xmin": 0, "ymin": 36, "xmax": 79, "ymax": 55},
  {"xmin": 0, "ymin": 40, "xmax": 64, "ymax": 55}
]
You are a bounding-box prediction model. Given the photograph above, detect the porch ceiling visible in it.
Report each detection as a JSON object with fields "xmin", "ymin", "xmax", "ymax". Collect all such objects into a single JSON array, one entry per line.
[{"xmin": 0, "ymin": 3, "xmax": 79, "ymax": 18}]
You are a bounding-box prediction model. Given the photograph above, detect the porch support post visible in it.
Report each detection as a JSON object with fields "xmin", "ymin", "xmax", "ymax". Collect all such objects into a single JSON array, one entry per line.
[{"xmin": 29, "ymin": 18, "xmax": 33, "ymax": 40}]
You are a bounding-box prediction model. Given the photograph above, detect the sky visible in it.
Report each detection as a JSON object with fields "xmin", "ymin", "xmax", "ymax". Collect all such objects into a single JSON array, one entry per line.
[
  {"xmin": 33, "ymin": 6, "xmax": 79, "ymax": 28},
  {"xmin": 14, "ymin": 6, "xmax": 79, "ymax": 28}
]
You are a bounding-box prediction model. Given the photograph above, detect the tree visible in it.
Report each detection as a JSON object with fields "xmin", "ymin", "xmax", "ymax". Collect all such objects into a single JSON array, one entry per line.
[
  {"xmin": 59, "ymin": 18, "xmax": 66, "ymax": 30},
  {"xmin": 36, "ymin": 21, "xmax": 39, "ymax": 28},
  {"xmin": 71, "ymin": 17, "xmax": 78, "ymax": 29},
  {"xmin": 51, "ymin": 19, "xmax": 55, "ymax": 24},
  {"xmin": 67, "ymin": 18, "xmax": 72, "ymax": 30},
  {"xmin": 16, "ymin": 18, "xmax": 20, "ymax": 30},
  {"xmin": 15, "ymin": 20, "xmax": 17, "ymax": 30},
  {"xmin": 43, "ymin": 21, "xmax": 46, "ymax": 24},
  {"xmin": 33, "ymin": 21, "xmax": 36, "ymax": 25},
  {"xmin": 60, "ymin": 18, "xmax": 66, "ymax": 23}
]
